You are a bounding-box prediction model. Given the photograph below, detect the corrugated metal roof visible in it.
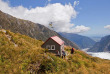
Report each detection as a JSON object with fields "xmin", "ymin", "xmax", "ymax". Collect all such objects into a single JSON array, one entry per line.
[{"xmin": 51, "ymin": 36, "xmax": 64, "ymax": 45}]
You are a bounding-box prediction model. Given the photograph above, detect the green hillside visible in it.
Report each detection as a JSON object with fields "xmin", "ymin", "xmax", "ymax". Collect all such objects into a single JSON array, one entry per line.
[{"xmin": 0, "ymin": 29, "xmax": 110, "ymax": 74}]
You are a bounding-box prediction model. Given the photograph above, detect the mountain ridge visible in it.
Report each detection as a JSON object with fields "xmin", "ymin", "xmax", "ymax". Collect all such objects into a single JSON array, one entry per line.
[
  {"xmin": 88, "ymin": 35, "xmax": 110, "ymax": 52},
  {"xmin": 0, "ymin": 10, "xmax": 79, "ymax": 49},
  {"xmin": 59, "ymin": 32, "xmax": 96, "ymax": 49}
]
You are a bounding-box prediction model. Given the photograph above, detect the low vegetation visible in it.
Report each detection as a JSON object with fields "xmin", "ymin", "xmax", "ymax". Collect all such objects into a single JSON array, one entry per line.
[{"xmin": 0, "ymin": 30, "xmax": 110, "ymax": 74}]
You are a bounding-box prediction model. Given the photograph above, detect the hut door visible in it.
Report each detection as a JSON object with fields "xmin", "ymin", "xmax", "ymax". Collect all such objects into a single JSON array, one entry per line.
[{"xmin": 60, "ymin": 46, "xmax": 62, "ymax": 56}]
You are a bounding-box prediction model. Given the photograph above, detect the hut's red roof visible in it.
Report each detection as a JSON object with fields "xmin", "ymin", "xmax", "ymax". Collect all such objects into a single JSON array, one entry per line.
[
  {"xmin": 42, "ymin": 36, "xmax": 64, "ymax": 46},
  {"xmin": 50, "ymin": 36, "xmax": 64, "ymax": 45}
]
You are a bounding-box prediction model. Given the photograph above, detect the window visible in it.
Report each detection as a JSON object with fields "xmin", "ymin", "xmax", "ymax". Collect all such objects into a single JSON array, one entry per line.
[
  {"xmin": 51, "ymin": 45, "xmax": 55, "ymax": 50},
  {"xmin": 46, "ymin": 45, "xmax": 50, "ymax": 50}
]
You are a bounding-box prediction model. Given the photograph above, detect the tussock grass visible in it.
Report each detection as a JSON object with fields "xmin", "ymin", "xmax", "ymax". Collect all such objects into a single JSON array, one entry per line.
[{"xmin": 0, "ymin": 30, "xmax": 110, "ymax": 74}]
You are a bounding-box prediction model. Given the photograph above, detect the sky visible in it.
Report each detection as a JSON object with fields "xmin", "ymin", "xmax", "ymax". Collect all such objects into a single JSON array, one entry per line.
[{"xmin": 0, "ymin": 0, "xmax": 110, "ymax": 37}]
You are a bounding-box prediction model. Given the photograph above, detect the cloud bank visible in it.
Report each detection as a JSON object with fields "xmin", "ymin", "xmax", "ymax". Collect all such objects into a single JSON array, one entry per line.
[
  {"xmin": 104, "ymin": 25, "xmax": 110, "ymax": 29},
  {"xmin": 87, "ymin": 52, "xmax": 110, "ymax": 60},
  {"xmin": 82, "ymin": 48, "xmax": 110, "ymax": 60},
  {"xmin": 0, "ymin": 0, "xmax": 90, "ymax": 33}
]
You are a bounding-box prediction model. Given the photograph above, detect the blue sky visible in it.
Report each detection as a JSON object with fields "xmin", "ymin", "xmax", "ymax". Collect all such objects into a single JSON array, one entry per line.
[
  {"xmin": 2, "ymin": 0, "xmax": 110, "ymax": 37},
  {"xmin": 74, "ymin": 0, "xmax": 110, "ymax": 37}
]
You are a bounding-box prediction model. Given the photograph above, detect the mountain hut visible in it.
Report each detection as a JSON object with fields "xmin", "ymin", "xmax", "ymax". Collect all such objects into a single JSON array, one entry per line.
[{"xmin": 41, "ymin": 36, "xmax": 64, "ymax": 56}]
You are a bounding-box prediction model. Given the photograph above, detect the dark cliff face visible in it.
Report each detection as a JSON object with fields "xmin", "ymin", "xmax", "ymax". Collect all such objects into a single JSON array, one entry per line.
[
  {"xmin": 88, "ymin": 35, "xmax": 110, "ymax": 52},
  {"xmin": 59, "ymin": 32, "xmax": 96, "ymax": 49},
  {"xmin": 0, "ymin": 10, "xmax": 79, "ymax": 49}
]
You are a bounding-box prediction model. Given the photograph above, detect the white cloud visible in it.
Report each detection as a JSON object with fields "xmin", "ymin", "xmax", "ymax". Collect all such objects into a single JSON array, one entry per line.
[
  {"xmin": 0, "ymin": 0, "xmax": 90, "ymax": 33},
  {"xmin": 104, "ymin": 25, "xmax": 110, "ymax": 29},
  {"xmin": 71, "ymin": 25, "xmax": 90, "ymax": 33},
  {"xmin": 48, "ymin": 0, "xmax": 51, "ymax": 2},
  {"xmin": 74, "ymin": 1, "xmax": 79, "ymax": 7}
]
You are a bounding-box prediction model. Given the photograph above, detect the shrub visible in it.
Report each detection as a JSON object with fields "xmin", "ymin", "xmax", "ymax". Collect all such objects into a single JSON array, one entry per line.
[{"xmin": 39, "ymin": 59, "xmax": 54, "ymax": 73}]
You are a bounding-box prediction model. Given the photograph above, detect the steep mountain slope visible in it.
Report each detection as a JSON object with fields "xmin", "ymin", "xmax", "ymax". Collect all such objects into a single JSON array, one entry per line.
[
  {"xmin": 91, "ymin": 36, "xmax": 101, "ymax": 42},
  {"xmin": 88, "ymin": 35, "xmax": 110, "ymax": 52},
  {"xmin": 0, "ymin": 10, "xmax": 79, "ymax": 49},
  {"xmin": 1, "ymin": 30, "xmax": 110, "ymax": 74},
  {"xmin": 59, "ymin": 32, "xmax": 96, "ymax": 49}
]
